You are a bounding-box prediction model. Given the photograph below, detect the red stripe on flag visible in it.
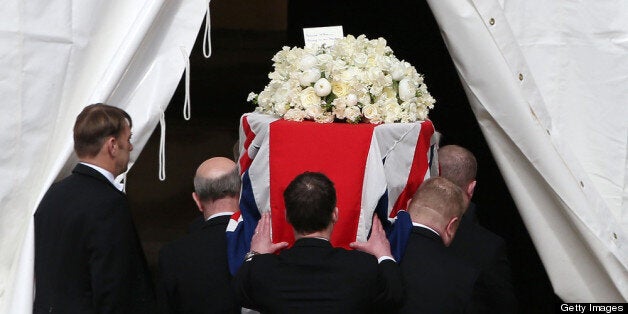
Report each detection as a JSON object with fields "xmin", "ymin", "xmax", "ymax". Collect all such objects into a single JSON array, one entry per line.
[
  {"xmin": 390, "ymin": 120, "xmax": 434, "ymax": 217},
  {"xmin": 269, "ymin": 120, "xmax": 376, "ymax": 249},
  {"xmin": 230, "ymin": 211, "xmax": 241, "ymax": 222},
  {"xmin": 238, "ymin": 115, "xmax": 255, "ymax": 174}
]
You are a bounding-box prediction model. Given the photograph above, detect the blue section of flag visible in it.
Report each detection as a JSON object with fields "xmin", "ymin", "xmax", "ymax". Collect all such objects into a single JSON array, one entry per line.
[
  {"xmin": 226, "ymin": 169, "xmax": 261, "ymax": 275},
  {"xmin": 387, "ymin": 210, "xmax": 412, "ymax": 262},
  {"xmin": 375, "ymin": 191, "xmax": 390, "ymax": 231}
]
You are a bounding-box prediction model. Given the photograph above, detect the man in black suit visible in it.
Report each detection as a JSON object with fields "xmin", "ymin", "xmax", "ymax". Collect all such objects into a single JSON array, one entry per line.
[
  {"xmin": 399, "ymin": 177, "xmax": 481, "ymax": 313},
  {"xmin": 157, "ymin": 157, "xmax": 241, "ymax": 314},
  {"xmin": 34, "ymin": 103, "xmax": 155, "ymax": 313},
  {"xmin": 233, "ymin": 172, "xmax": 403, "ymax": 313},
  {"xmin": 439, "ymin": 145, "xmax": 517, "ymax": 313}
]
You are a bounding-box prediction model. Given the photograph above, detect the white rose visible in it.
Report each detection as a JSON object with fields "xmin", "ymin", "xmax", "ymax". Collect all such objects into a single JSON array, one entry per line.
[
  {"xmin": 331, "ymin": 81, "xmax": 350, "ymax": 97},
  {"xmin": 258, "ymin": 90, "xmax": 272, "ymax": 107},
  {"xmin": 317, "ymin": 53, "xmax": 333, "ymax": 66},
  {"xmin": 362, "ymin": 103, "xmax": 380, "ymax": 120},
  {"xmin": 314, "ymin": 78, "xmax": 332, "ymax": 97},
  {"xmin": 398, "ymin": 78, "xmax": 416, "ymax": 102},
  {"xmin": 273, "ymin": 103, "xmax": 290, "ymax": 116},
  {"xmin": 383, "ymin": 101, "xmax": 402, "ymax": 123},
  {"xmin": 299, "ymin": 54, "xmax": 318, "ymax": 70},
  {"xmin": 390, "ymin": 63, "xmax": 405, "ymax": 81},
  {"xmin": 300, "ymin": 87, "xmax": 321, "ymax": 107},
  {"xmin": 340, "ymin": 67, "xmax": 358, "ymax": 82},
  {"xmin": 370, "ymin": 84, "xmax": 384, "ymax": 97},
  {"xmin": 380, "ymin": 87, "xmax": 396, "ymax": 100},
  {"xmin": 354, "ymin": 53, "xmax": 368, "ymax": 67},
  {"xmin": 331, "ymin": 98, "xmax": 347, "ymax": 119},
  {"xmin": 366, "ymin": 67, "xmax": 383, "ymax": 82},
  {"xmin": 346, "ymin": 94, "xmax": 358, "ymax": 106},
  {"xmin": 304, "ymin": 102, "xmax": 323, "ymax": 119},
  {"xmin": 299, "ymin": 69, "xmax": 321, "ymax": 86},
  {"xmin": 344, "ymin": 105, "xmax": 362, "ymax": 123},
  {"xmin": 358, "ymin": 92, "xmax": 371, "ymax": 106}
]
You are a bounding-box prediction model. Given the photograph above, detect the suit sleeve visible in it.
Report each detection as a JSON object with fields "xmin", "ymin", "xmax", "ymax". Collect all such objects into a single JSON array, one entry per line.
[
  {"xmin": 373, "ymin": 259, "xmax": 404, "ymax": 311},
  {"xmin": 87, "ymin": 197, "xmax": 136, "ymax": 313},
  {"xmin": 232, "ymin": 259, "xmax": 259, "ymax": 311},
  {"xmin": 156, "ymin": 249, "xmax": 177, "ymax": 314}
]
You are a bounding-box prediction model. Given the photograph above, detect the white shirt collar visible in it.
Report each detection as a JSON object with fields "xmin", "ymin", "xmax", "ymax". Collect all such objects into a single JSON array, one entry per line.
[
  {"xmin": 206, "ymin": 212, "xmax": 235, "ymax": 221},
  {"xmin": 412, "ymin": 222, "xmax": 440, "ymax": 237},
  {"xmin": 80, "ymin": 162, "xmax": 124, "ymax": 192}
]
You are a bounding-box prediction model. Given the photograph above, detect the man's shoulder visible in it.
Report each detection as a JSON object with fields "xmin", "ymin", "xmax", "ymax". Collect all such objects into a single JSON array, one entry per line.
[
  {"xmin": 460, "ymin": 222, "xmax": 506, "ymax": 250},
  {"xmin": 160, "ymin": 220, "xmax": 229, "ymax": 258},
  {"xmin": 335, "ymin": 247, "xmax": 378, "ymax": 262},
  {"xmin": 48, "ymin": 168, "xmax": 120, "ymax": 198},
  {"xmin": 36, "ymin": 173, "xmax": 125, "ymax": 220},
  {"xmin": 160, "ymin": 228, "xmax": 211, "ymax": 255},
  {"xmin": 404, "ymin": 232, "xmax": 479, "ymax": 278},
  {"xmin": 258, "ymin": 245, "xmax": 377, "ymax": 265}
]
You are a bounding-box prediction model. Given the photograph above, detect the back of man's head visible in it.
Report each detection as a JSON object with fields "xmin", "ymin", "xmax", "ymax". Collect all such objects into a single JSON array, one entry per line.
[
  {"xmin": 284, "ymin": 172, "xmax": 336, "ymax": 234},
  {"xmin": 408, "ymin": 177, "xmax": 466, "ymax": 245},
  {"xmin": 73, "ymin": 103, "xmax": 132, "ymax": 158},
  {"xmin": 438, "ymin": 145, "xmax": 477, "ymax": 189},
  {"xmin": 193, "ymin": 157, "xmax": 241, "ymax": 203}
]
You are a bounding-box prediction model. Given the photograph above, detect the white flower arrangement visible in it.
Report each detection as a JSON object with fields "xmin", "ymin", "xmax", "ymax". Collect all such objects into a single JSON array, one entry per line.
[{"xmin": 247, "ymin": 34, "xmax": 436, "ymax": 124}]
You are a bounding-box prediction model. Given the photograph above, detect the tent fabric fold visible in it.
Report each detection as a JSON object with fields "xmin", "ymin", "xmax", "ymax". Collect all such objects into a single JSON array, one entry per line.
[
  {"xmin": 427, "ymin": 0, "xmax": 627, "ymax": 301},
  {"xmin": 0, "ymin": 1, "xmax": 208, "ymax": 312}
]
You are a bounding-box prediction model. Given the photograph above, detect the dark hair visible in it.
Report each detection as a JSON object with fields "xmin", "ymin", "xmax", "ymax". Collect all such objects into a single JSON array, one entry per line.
[
  {"xmin": 283, "ymin": 172, "xmax": 336, "ymax": 234},
  {"xmin": 194, "ymin": 167, "xmax": 241, "ymax": 202},
  {"xmin": 73, "ymin": 103, "xmax": 132, "ymax": 158}
]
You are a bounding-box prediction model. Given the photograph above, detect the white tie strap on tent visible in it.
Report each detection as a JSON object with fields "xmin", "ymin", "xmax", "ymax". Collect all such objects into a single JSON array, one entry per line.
[
  {"xmin": 427, "ymin": 0, "xmax": 627, "ymax": 302},
  {"xmin": 0, "ymin": 0, "xmax": 209, "ymax": 312}
]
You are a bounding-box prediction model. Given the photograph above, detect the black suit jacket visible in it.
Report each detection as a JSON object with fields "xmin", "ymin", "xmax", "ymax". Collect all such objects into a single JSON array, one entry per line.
[
  {"xmin": 34, "ymin": 163, "xmax": 155, "ymax": 314},
  {"xmin": 157, "ymin": 215, "xmax": 239, "ymax": 314},
  {"xmin": 449, "ymin": 203, "xmax": 517, "ymax": 313},
  {"xmin": 233, "ymin": 237, "xmax": 403, "ymax": 314},
  {"xmin": 399, "ymin": 226, "xmax": 480, "ymax": 314}
]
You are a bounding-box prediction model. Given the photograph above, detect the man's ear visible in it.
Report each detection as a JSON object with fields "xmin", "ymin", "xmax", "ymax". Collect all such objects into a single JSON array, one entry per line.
[
  {"xmin": 192, "ymin": 192, "xmax": 204, "ymax": 213},
  {"xmin": 467, "ymin": 180, "xmax": 477, "ymax": 199},
  {"xmin": 443, "ymin": 216, "xmax": 460, "ymax": 246},
  {"xmin": 332, "ymin": 207, "xmax": 339, "ymax": 223},
  {"xmin": 104, "ymin": 136, "xmax": 116, "ymax": 156}
]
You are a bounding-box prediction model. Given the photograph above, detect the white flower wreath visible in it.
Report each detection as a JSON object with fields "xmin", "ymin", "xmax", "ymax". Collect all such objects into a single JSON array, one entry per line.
[{"xmin": 248, "ymin": 34, "xmax": 436, "ymax": 124}]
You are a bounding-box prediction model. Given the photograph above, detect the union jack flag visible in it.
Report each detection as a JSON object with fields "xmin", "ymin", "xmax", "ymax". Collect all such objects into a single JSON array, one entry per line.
[{"xmin": 226, "ymin": 112, "xmax": 436, "ymax": 274}]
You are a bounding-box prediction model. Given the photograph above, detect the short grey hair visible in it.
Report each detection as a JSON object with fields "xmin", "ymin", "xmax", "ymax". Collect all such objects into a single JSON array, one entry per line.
[
  {"xmin": 193, "ymin": 167, "xmax": 241, "ymax": 202},
  {"xmin": 438, "ymin": 145, "xmax": 477, "ymax": 189}
]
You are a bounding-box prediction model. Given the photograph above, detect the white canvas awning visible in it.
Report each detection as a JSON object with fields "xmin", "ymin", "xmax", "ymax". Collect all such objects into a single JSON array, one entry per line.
[
  {"xmin": 427, "ymin": 0, "xmax": 627, "ymax": 301},
  {"xmin": 0, "ymin": 1, "xmax": 209, "ymax": 312}
]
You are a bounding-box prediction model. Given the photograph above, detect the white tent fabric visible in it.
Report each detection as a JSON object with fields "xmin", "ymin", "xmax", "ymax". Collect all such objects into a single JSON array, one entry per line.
[
  {"xmin": 427, "ymin": 0, "xmax": 627, "ymax": 301},
  {"xmin": 0, "ymin": 0, "xmax": 208, "ymax": 312}
]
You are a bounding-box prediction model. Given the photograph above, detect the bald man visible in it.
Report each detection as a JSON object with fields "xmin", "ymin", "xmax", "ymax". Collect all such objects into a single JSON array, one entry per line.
[
  {"xmin": 399, "ymin": 177, "xmax": 483, "ymax": 313},
  {"xmin": 157, "ymin": 157, "xmax": 241, "ymax": 314}
]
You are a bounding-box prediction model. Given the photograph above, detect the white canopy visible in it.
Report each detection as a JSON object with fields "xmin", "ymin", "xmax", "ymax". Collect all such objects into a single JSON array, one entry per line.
[
  {"xmin": 0, "ymin": 0, "xmax": 208, "ymax": 312},
  {"xmin": 427, "ymin": 0, "xmax": 627, "ymax": 301}
]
